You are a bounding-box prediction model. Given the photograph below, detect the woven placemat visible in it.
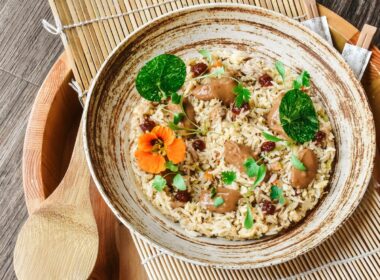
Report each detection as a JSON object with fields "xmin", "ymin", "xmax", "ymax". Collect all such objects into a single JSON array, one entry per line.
[{"xmin": 46, "ymin": 0, "xmax": 380, "ymax": 279}]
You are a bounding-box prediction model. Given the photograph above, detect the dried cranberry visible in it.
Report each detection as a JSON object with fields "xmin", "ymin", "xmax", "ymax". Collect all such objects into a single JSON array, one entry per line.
[
  {"xmin": 191, "ymin": 62, "xmax": 208, "ymax": 77},
  {"xmin": 175, "ymin": 190, "xmax": 191, "ymax": 202},
  {"xmin": 258, "ymin": 74, "xmax": 273, "ymax": 87},
  {"xmin": 140, "ymin": 115, "xmax": 156, "ymax": 132},
  {"xmin": 232, "ymin": 102, "xmax": 250, "ymax": 115},
  {"xmin": 192, "ymin": 139, "xmax": 206, "ymax": 151},
  {"xmin": 261, "ymin": 200, "xmax": 276, "ymax": 215},
  {"xmin": 314, "ymin": 131, "xmax": 326, "ymax": 144},
  {"xmin": 261, "ymin": 141, "xmax": 276, "ymax": 152}
]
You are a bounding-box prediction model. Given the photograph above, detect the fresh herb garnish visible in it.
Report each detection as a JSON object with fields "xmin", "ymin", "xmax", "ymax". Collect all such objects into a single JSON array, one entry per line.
[
  {"xmin": 244, "ymin": 205, "xmax": 254, "ymax": 229},
  {"xmin": 270, "ymin": 185, "xmax": 285, "ymax": 204},
  {"xmin": 214, "ymin": 197, "xmax": 224, "ymax": 207},
  {"xmin": 171, "ymin": 91, "xmax": 182, "ymax": 104},
  {"xmin": 291, "ymin": 154, "xmax": 307, "ymax": 171},
  {"xmin": 173, "ymin": 113, "xmax": 185, "ymax": 125},
  {"xmin": 233, "ymin": 83, "xmax": 251, "ymax": 108},
  {"xmin": 210, "ymin": 187, "xmax": 217, "ymax": 198},
  {"xmin": 198, "ymin": 49, "xmax": 213, "ymax": 63},
  {"xmin": 252, "ymin": 165, "xmax": 266, "ymax": 188},
  {"xmin": 279, "ymin": 89, "xmax": 319, "ymax": 143},
  {"xmin": 293, "ymin": 70, "xmax": 310, "ymax": 90},
  {"xmin": 275, "ymin": 61, "xmax": 285, "ymax": 81},
  {"xmin": 136, "ymin": 54, "xmax": 186, "ymax": 101},
  {"xmin": 173, "ymin": 174, "xmax": 186, "ymax": 190},
  {"xmin": 194, "ymin": 67, "xmax": 225, "ymax": 80},
  {"xmin": 152, "ymin": 175, "xmax": 166, "ymax": 192},
  {"xmin": 165, "ymin": 161, "xmax": 178, "ymax": 172},
  {"xmin": 221, "ymin": 171, "xmax": 237, "ymax": 185},
  {"xmin": 262, "ymin": 131, "xmax": 282, "ymax": 142}
]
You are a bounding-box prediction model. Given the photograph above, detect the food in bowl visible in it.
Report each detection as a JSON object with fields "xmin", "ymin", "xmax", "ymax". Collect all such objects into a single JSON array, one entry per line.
[{"xmin": 129, "ymin": 49, "xmax": 336, "ymax": 240}]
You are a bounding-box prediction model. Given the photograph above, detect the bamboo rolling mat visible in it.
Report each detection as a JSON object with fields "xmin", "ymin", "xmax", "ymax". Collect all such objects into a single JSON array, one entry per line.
[{"xmin": 46, "ymin": 0, "xmax": 380, "ymax": 279}]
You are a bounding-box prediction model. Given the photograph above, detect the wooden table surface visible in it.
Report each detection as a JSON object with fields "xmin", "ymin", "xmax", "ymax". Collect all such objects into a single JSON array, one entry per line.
[{"xmin": 0, "ymin": 0, "xmax": 379, "ymax": 279}]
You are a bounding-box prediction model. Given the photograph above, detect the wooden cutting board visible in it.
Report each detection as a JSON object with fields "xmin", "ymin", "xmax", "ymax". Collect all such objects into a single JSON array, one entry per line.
[{"xmin": 22, "ymin": 6, "xmax": 379, "ymax": 279}]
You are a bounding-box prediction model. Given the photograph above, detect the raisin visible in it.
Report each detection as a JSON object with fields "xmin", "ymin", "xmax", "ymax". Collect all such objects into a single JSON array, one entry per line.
[
  {"xmin": 192, "ymin": 139, "xmax": 206, "ymax": 151},
  {"xmin": 261, "ymin": 141, "xmax": 276, "ymax": 152},
  {"xmin": 191, "ymin": 62, "xmax": 208, "ymax": 77},
  {"xmin": 140, "ymin": 115, "xmax": 156, "ymax": 132},
  {"xmin": 175, "ymin": 191, "xmax": 191, "ymax": 202},
  {"xmin": 314, "ymin": 131, "xmax": 326, "ymax": 144},
  {"xmin": 261, "ymin": 200, "xmax": 276, "ymax": 215},
  {"xmin": 231, "ymin": 102, "xmax": 250, "ymax": 115},
  {"xmin": 258, "ymin": 74, "xmax": 273, "ymax": 87}
]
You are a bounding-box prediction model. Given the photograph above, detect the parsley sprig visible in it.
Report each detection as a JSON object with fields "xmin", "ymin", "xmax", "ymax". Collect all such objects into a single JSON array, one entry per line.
[
  {"xmin": 244, "ymin": 205, "xmax": 254, "ymax": 229},
  {"xmin": 234, "ymin": 84, "xmax": 251, "ymax": 108},
  {"xmin": 270, "ymin": 185, "xmax": 285, "ymax": 204},
  {"xmin": 290, "ymin": 154, "xmax": 307, "ymax": 171},
  {"xmin": 221, "ymin": 171, "xmax": 236, "ymax": 185},
  {"xmin": 243, "ymin": 158, "xmax": 267, "ymax": 188}
]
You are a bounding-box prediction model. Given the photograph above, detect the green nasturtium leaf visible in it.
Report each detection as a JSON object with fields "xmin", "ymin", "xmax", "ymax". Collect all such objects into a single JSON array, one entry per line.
[
  {"xmin": 279, "ymin": 89, "xmax": 319, "ymax": 143},
  {"xmin": 136, "ymin": 54, "xmax": 186, "ymax": 101}
]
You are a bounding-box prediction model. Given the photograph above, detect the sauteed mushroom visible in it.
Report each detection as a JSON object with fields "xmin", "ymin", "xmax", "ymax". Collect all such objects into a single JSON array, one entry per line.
[
  {"xmin": 200, "ymin": 187, "xmax": 241, "ymax": 213},
  {"xmin": 291, "ymin": 149, "xmax": 318, "ymax": 188}
]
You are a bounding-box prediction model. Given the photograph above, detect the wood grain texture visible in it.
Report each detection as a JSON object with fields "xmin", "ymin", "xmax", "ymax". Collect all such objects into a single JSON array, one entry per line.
[{"xmin": 0, "ymin": 0, "xmax": 379, "ymax": 279}]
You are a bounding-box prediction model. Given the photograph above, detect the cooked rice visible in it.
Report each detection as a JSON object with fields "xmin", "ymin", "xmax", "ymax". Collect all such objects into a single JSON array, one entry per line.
[{"xmin": 129, "ymin": 50, "xmax": 335, "ymax": 240}]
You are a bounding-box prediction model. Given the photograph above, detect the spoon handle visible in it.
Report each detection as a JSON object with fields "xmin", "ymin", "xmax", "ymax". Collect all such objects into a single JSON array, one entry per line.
[{"xmin": 47, "ymin": 121, "xmax": 90, "ymax": 206}]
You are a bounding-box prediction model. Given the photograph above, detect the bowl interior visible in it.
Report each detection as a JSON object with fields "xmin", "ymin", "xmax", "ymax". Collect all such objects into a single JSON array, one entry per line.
[{"xmin": 84, "ymin": 4, "xmax": 375, "ymax": 268}]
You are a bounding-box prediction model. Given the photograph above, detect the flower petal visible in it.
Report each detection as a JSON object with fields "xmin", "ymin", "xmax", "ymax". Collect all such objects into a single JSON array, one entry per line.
[
  {"xmin": 135, "ymin": 150, "xmax": 166, "ymax": 174},
  {"xmin": 152, "ymin": 126, "xmax": 175, "ymax": 146},
  {"xmin": 138, "ymin": 132, "xmax": 157, "ymax": 152},
  {"xmin": 166, "ymin": 138, "xmax": 186, "ymax": 164}
]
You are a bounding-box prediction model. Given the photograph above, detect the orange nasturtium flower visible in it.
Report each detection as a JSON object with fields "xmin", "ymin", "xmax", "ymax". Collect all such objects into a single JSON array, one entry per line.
[{"xmin": 135, "ymin": 126, "xmax": 186, "ymax": 174}]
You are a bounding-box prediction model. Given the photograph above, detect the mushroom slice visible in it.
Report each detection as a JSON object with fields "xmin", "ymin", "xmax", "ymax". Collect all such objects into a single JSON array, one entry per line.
[
  {"xmin": 291, "ymin": 149, "xmax": 318, "ymax": 189},
  {"xmin": 200, "ymin": 187, "xmax": 241, "ymax": 213},
  {"xmin": 224, "ymin": 140, "xmax": 258, "ymax": 172},
  {"xmin": 167, "ymin": 97, "xmax": 197, "ymax": 130},
  {"xmin": 192, "ymin": 76, "xmax": 237, "ymax": 106},
  {"xmin": 267, "ymin": 94, "xmax": 290, "ymax": 140}
]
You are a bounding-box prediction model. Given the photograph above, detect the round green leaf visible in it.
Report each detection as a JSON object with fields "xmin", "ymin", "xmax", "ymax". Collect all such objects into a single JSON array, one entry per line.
[
  {"xmin": 136, "ymin": 54, "xmax": 186, "ymax": 101},
  {"xmin": 279, "ymin": 89, "xmax": 319, "ymax": 143}
]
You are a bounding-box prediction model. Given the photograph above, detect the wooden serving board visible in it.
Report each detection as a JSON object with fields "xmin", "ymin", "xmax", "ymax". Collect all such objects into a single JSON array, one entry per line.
[{"xmin": 22, "ymin": 5, "xmax": 380, "ymax": 280}]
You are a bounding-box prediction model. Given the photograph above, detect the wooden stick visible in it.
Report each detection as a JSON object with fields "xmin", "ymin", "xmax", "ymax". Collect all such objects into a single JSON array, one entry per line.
[
  {"xmin": 302, "ymin": 0, "xmax": 319, "ymax": 19},
  {"xmin": 357, "ymin": 24, "xmax": 377, "ymax": 50}
]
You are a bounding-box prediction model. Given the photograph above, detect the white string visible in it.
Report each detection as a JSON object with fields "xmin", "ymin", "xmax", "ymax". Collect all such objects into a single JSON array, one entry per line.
[
  {"xmin": 141, "ymin": 250, "xmax": 166, "ymax": 265},
  {"xmin": 69, "ymin": 80, "xmax": 86, "ymax": 107},
  {"xmin": 280, "ymin": 247, "xmax": 380, "ymax": 280},
  {"xmin": 42, "ymin": 1, "xmax": 307, "ymax": 35}
]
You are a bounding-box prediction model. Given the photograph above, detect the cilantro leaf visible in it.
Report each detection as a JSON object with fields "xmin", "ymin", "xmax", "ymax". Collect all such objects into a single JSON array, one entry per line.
[
  {"xmin": 136, "ymin": 54, "xmax": 186, "ymax": 101},
  {"xmin": 275, "ymin": 61, "xmax": 285, "ymax": 81},
  {"xmin": 171, "ymin": 91, "xmax": 182, "ymax": 104},
  {"xmin": 214, "ymin": 197, "xmax": 224, "ymax": 207},
  {"xmin": 293, "ymin": 70, "xmax": 310, "ymax": 89},
  {"xmin": 233, "ymin": 84, "xmax": 251, "ymax": 108},
  {"xmin": 152, "ymin": 175, "xmax": 166, "ymax": 192},
  {"xmin": 173, "ymin": 174, "xmax": 186, "ymax": 190},
  {"xmin": 244, "ymin": 205, "xmax": 254, "ymax": 229},
  {"xmin": 270, "ymin": 185, "xmax": 285, "ymax": 204},
  {"xmin": 291, "ymin": 154, "xmax": 307, "ymax": 171},
  {"xmin": 210, "ymin": 187, "xmax": 217, "ymax": 198},
  {"xmin": 244, "ymin": 157, "xmax": 260, "ymax": 178},
  {"xmin": 165, "ymin": 161, "xmax": 178, "ymax": 172},
  {"xmin": 252, "ymin": 164, "xmax": 266, "ymax": 188},
  {"xmin": 262, "ymin": 131, "xmax": 282, "ymax": 142},
  {"xmin": 279, "ymin": 89, "xmax": 319, "ymax": 143},
  {"xmin": 173, "ymin": 113, "xmax": 185, "ymax": 125},
  {"xmin": 198, "ymin": 49, "xmax": 212, "ymax": 63},
  {"xmin": 221, "ymin": 171, "xmax": 236, "ymax": 185}
]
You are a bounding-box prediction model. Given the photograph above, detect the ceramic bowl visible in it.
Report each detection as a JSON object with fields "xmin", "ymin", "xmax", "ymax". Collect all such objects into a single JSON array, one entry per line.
[{"xmin": 83, "ymin": 4, "xmax": 375, "ymax": 268}]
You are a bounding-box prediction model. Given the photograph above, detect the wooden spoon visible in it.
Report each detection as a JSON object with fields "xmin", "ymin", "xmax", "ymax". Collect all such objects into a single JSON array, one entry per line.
[{"xmin": 14, "ymin": 122, "xmax": 98, "ymax": 279}]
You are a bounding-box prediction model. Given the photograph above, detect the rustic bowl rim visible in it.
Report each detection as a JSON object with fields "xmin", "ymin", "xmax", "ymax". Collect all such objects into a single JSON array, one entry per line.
[{"xmin": 83, "ymin": 3, "xmax": 376, "ymax": 269}]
